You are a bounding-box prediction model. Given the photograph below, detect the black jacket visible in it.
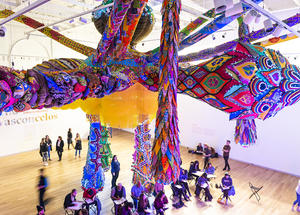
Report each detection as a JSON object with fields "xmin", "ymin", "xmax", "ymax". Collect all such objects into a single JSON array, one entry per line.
[
  {"xmin": 56, "ymin": 140, "xmax": 64, "ymax": 152},
  {"xmin": 64, "ymin": 193, "xmax": 76, "ymax": 208},
  {"xmin": 40, "ymin": 143, "xmax": 48, "ymax": 153},
  {"xmin": 75, "ymin": 140, "xmax": 82, "ymax": 150},
  {"xmin": 68, "ymin": 131, "xmax": 72, "ymax": 139}
]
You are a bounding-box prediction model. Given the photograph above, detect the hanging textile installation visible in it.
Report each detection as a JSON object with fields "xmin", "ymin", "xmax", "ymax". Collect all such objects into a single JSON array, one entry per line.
[
  {"xmin": 2, "ymin": 0, "xmax": 300, "ymax": 180},
  {"xmin": 81, "ymin": 115, "xmax": 113, "ymax": 190},
  {"xmin": 132, "ymin": 120, "xmax": 152, "ymax": 191}
]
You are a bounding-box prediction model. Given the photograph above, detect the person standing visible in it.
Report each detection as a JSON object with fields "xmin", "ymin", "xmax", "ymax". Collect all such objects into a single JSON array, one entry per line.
[
  {"xmin": 111, "ymin": 155, "xmax": 120, "ymax": 188},
  {"xmin": 67, "ymin": 128, "xmax": 73, "ymax": 150},
  {"xmin": 37, "ymin": 169, "xmax": 48, "ymax": 210},
  {"xmin": 39, "ymin": 138, "xmax": 48, "ymax": 165},
  {"xmin": 292, "ymin": 179, "xmax": 300, "ymax": 212},
  {"xmin": 75, "ymin": 133, "xmax": 82, "ymax": 158},
  {"xmin": 203, "ymin": 144, "xmax": 211, "ymax": 170},
  {"xmin": 223, "ymin": 140, "xmax": 231, "ymax": 171},
  {"xmin": 45, "ymin": 135, "xmax": 52, "ymax": 161},
  {"xmin": 56, "ymin": 136, "xmax": 64, "ymax": 161}
]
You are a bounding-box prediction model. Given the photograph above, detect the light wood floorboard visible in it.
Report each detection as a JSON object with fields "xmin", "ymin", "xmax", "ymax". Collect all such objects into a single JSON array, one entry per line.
[{"xmin": 0, "ymin": 129, "xmax": 298, "ymax": 215}]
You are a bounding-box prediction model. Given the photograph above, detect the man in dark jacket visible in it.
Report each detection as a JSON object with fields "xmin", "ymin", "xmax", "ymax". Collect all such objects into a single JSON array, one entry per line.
[
  {"xmin": 64, "ymin": 189, "xmax": 77, "ymax": 209},
  {"xmin": 56, "ymin": 136, "xmax": 64, "ymax": 161}
]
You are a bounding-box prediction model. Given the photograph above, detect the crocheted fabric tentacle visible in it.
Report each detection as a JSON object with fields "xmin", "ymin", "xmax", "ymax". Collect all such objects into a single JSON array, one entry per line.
[
  {"xmin": 151, "ymin": 0, "xmax": 181, "ymax": 184},
  {"xmin": 235, "ymin": 119, "xmax": 257, "ymax": 147},
  {"xmin": 132, "ymin": 120, "xmax": 152, "ymax": 188}
]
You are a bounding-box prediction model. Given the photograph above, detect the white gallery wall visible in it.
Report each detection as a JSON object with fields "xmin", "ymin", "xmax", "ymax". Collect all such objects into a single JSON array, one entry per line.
[{"xmin": 0, "ymin": 108, "xmax": 90, "ymax": 157}]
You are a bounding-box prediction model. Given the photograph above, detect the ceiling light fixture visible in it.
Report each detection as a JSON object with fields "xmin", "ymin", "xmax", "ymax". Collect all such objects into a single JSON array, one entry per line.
[
  {"xmin": 263, "ymin": 19, "xmax": 273, "ymax": 33},
  {"xmin": 0, "ymin": 25, "xmax": 7, "ymax": 37},
  {"xmin": 225, "ymin": 2, "xmax": 243, "ymax": 17},
  {"xmin": 214, "ymin": 0, "xmax": 227, "ymax": 13},
  {"xmin": 244, "ymin": 10, "xmax": 258, "ymax": 25}
]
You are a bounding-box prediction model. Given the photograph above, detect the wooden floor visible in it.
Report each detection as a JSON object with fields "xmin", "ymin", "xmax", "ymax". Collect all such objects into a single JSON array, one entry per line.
[{"xmin": 0, "ymin": 129, "xmax": 298, "ymax": 215}]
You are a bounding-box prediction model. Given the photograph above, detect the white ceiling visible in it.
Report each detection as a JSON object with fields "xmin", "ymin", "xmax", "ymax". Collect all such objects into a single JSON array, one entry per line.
[{"xmin": 1, "ymin": 0, "xmax": 300, "ymax": 47}]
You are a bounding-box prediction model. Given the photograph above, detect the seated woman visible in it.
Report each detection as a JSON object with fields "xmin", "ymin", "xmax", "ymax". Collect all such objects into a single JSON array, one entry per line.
[
  {"xmin": 194, "ymin": 143, "xmax": 203, "ymax": 155},
  {"xmin": 195, "ymin": 173, "xmax": 213, "ymax": 202},
  {"xmin": 205, "ymin": 163, "xmax": 215, "ymax": 175},
  {"xmin": 154, "ymin": 191, "xmax": 168, "ymax": 215},
  {"xmin": 137, "ymin": 192, "xmax": 150, "ymax": 215},
  {"xmin": 179, "ymin": 168, "xmax": 191, "ymax": 197},
  {"xmin": 221, "ymin": 173, "xmax": 233, "ymax": 205}
]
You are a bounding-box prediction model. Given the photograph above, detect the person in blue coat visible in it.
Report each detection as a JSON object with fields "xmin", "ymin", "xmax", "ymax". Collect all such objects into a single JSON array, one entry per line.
[{"xmin": 111, "ymin": 155, "xmax": 120, "ymax": 188}]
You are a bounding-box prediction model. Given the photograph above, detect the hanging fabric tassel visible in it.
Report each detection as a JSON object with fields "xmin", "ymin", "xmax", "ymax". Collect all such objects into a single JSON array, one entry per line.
[
  {"xmin": 132, "ymin": 120, "xmax": 153, "ymax": 192},
  {"xmin": 235, "ymin": 119, "xmax": 257, "ymax": 147},
  {"xmin": 151, "ymin": 0, "xmax": 181, "ymax": 184}
]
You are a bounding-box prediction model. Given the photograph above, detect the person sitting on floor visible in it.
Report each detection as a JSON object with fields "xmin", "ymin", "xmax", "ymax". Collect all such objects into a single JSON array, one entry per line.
[
  {"xmin": 194, "ymin": 143, "xmax": 203, "ymax": 155},
  {"xmin": 64, "ymin": 189, "xmax": 79, "ymax": 210},
  {"xmin": 131, "ymin": 181, "xmax": 144, "ymax": 210},
  {"xmin": 195, "ymin": 173, "xmax": 213, "ymax": 202},
  {"xmin": 205, "ymin": 163, "xmax": 215, "ymax": 175},
  {"xmin": 179, "ymin": 168, "xmax": 191, "ymax": 197},
  {"xmin": 154, "ymin": 191, "xmax": 168, "ymax": 215},
  {"xmin": 111, "ymin": 183, "xmax": 127, "ymax": 215},
  {"xmin": 221, "ymin": 172, "xmax": 233, "ymax": 205},
  {"xmin": 137, "ymin": 192, "xmax": 151, "ymax": 215}
]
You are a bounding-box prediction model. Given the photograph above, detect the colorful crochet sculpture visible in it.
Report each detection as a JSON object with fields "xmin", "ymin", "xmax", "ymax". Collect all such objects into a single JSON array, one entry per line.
[
  {"xmin": 151, "ymin": 0, "xmax": 181, "ymax": 184},
  {"xmin": 2, "ymin": 0, "xmax": 300, "ymax": 182},
  {"xmin": 81, "ymin": 115, "xmax": 106, "ymax": 191},
  {"xmin": 132, "ymin": 120, "xmax": 152, "ymax": 190}
]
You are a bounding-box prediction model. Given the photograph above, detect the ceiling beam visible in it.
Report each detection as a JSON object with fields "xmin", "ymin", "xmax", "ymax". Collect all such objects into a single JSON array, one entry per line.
[
  {"xmin": 25, "ymin": 2, "xmax": 113, "ymax": 34},
  {"xmin": 0, "ymin": 0, "xmax": 18, "ymax": 6},
  {"xmin": 241, "ymin": 0, "xmax": 300, "ymax": 37},
  {"xmin": 0, "ymin": 0, "xmax": 50, "ymax": 25}
]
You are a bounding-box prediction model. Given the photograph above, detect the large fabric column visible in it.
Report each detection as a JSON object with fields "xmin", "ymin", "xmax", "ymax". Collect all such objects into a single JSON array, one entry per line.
[
  {"xmin": 132, "ymin": 120, "xmax": 152, "ymax": 191},
  {"xmin": 151, "ymin": 0, "xmax": 181, "ymax": 184},
  {"xmin": 81, "ymin": 114, "xmax": 112, "ymax": 191}
]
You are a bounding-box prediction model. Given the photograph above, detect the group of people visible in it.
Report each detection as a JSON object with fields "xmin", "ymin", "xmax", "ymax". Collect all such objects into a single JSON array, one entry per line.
[
  {"xmin": 110, "ymin": 155, "xmax": 169, "ymax": 215},
  {"xmin": 39, "ymin": 128, "xmax": 82, "ymax": 165},
  {"xmin": 111, "ymin": 182, "xmax": 168, "ymax": 215}
]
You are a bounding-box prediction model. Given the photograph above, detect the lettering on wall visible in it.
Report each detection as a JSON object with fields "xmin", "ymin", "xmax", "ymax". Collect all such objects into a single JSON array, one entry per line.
[{"xmin": 0, "ymin": 110, "xmax": 58, "ymax": 127}]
